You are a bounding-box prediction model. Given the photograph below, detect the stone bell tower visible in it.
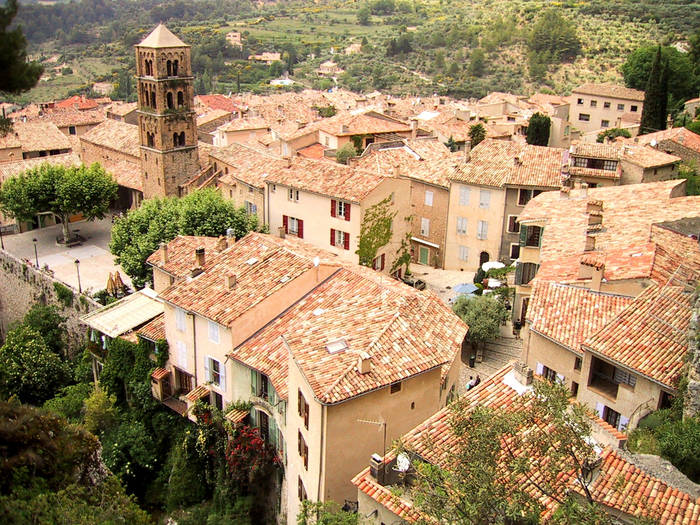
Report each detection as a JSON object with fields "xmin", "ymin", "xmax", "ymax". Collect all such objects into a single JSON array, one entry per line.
[{"xmin": 135, "ymin": 24, "xmax": 199, "ymax": 199}]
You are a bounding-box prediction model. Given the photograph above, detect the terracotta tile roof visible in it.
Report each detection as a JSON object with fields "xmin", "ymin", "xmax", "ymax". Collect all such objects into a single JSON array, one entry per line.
[
  {"xmin": 105, "ymin": 102, "xmax": 137, "ymax": 117},
  {"xmin": 527, "ymin": 282, "xmax": 633, "ymax": 353},
  {"xmin": 137, "ymin": 313, "xmax": 165, "ymax": 341},
  {"xmin": 583, "ymin": 284, "xmax": 693, "ymax": 389},
  {"xmin": 263, "ymin": 157, "xmax": 386, "ymax": 202},
  {"xmin": 354, "ymin": 364, "xmax": 700, "ymax": 524},
  {"xmin": 622, "ymin": 144, "xmax": 680, "ymax": 168},
  {"xmin": 151, "ymin": 367, "xmax": 169, "ymax": 380},
  {"xmin": 80, "ymin": 119, "xmax": 140, "ymax": 158},
  {"xmin": 572, "ymin": 83, "xmax": 645, "ymax": 102},
  {"xmin": 570, "ymin": 143, "xmax": 621, "ymax": 160},
  {"xmin": 635, "ymin": 127, "xmax": 700, "ymax": 155},
  {"xmin": 185, "ymin": 384, "xmax": 209, "ymax": 402},
  {"xmin": 210, "ymin": 142, "xmax": 287, "ymax": 188},
  {"xmin": 5, "ymin": 121, "xmax": 72, "ymax": 153},
  {"xmin": 450, "ymin": 139, "xmax": 565, "ymax": 188},
  {"xmin": 0, "ymin": 129, "xmax": 22, "ymax": 150},
  {"xmin": 196, "ymin": 109, "xmax": 231, "ymax": 127},
  {"xmin": 137, "ymin": 23, "xmax": 188, "ymax": 48},
  {"xmin": 356, "ymin": 139, "xmax": 456, "ymax": 188},
  {"xmin": 518, "ymin": 180, "xmax": 700, "ymax": 261},
  {"xmin": 35, "ymin": 109, "xmax": 105, "ymax": 128},
  {"xmin": 54, "ymin": 94, "xmax": 100, "ymax": 110},
  {"xmin": 233, "ymin": 266, "xmax": 466, "ymax": 404},
  {"xmin": 0, "ymin": 153, "xmax": 81, "ymax": 184},
  {"xmin": 568, "ymin": 165, "xmax": 621, "ymax": 180},
  {"xmin": 102, "ymin": 158, "xmax": 142, "ymax": 191},
  {"xmin": 318, "ymin": 110, "xmax": 411, "ymax": 137},
  {"xmin": 196, "ymin": 94, "xmax": 241, "ymax": 114},
  {"xmin": 218, "ymin": 117, "xmax": 269, "ymax": 132},
  {"xmin": 296, "ymin": 142, "xmax": 326, "ymax": 159},
  {"xmin": 146, "ymin": 235, "xmax": 226, "ymax": 279}
]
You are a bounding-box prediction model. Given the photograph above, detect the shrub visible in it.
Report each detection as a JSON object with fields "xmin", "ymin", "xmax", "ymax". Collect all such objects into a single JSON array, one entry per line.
[
  {"xmin": 336, "ymin": 143, "xmax": 358, "ymax": 165},
  {"xmin": 53, "ymin": 282, "xmax": 74, "ymax": 307}
]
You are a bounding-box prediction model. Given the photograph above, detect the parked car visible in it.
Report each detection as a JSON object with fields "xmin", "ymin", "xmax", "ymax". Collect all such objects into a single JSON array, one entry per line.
[{"xmin": 402, "ymin": 275, "xmax": 426, "ymax": 290}]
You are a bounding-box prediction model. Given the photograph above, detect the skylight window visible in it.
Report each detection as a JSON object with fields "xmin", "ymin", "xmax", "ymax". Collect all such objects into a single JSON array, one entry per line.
[
  {"xmin": 326, "ymin": 339, "xmax": 348, "ymax": 354},
  {"xmin": 280, "ymin": 275, "xmax": 291, "ymax": 283},
  {"xmin": 312, "ymin": 308, "xmax": 325, "ymax": 316},
  {"xmin": 245, "ymin": 257, "xmax": 259, "ymax": 265}
]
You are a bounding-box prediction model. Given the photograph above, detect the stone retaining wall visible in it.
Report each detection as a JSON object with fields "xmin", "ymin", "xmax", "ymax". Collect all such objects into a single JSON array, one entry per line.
[{"xmin": 0, "ymin": 248, "xmax": 100, "ymax": 354}]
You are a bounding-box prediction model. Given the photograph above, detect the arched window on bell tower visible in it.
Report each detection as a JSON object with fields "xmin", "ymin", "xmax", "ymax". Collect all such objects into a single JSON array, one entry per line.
[
  {"xmin": 173, "ymin": 60, "xmax": 179, "ymax": 76},
  {"xmin": 150, "ymin": 90, "xmax": 156, "ymax": 108},
  {"xmin": 166, "ymin": 92, "xmax": 173, "ymax": 109},
  {"xmin": 177, "ymin": 91, "xmax": 184, "ymax": 108},
  {"xmin": 179, "ymin": 131, "xmax": 186, "ymax": 146},
  {"xmin": 173, "ymin": 133, "xmax": 178, "ymax": 147},
  {"xmin": 166, "ymin": 60, "xmax": 172, "ymax": 77},
  {"xmin": 147, "ymin": 132, "xmax": 155, "ymax": 148}
]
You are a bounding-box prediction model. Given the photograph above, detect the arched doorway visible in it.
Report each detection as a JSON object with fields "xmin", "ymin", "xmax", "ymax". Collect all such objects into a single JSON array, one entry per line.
[{"xmin": 479, "ymin": 251, "xmax": 490, "ymax": 267}]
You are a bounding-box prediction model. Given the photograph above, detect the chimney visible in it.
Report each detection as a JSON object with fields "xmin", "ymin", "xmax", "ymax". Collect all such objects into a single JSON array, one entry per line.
[
  {"xmin": 159, "ymin": 242, "xmax": 169, "ymax": 263},
  {"xmin": 512, "ymin": 362, "xmax": 533, "ymax": 386},
  {"xmin": 369, "ymin": 453, "xmax": 386, "ymax": 485},
  {"xmin": 514, "ymin": 155, "xmax": 522, "ymax": 166},
  {"xmin": 559, "ymin": 186, "xmax": 570, "ymax": 199},
  {"xmin": 226, "ymin": 274, "xmax": 237, "ymax": 289},
  {"xmin": 580, "ymin": 182, "xmax": 588, "ymax": 197},
  {"xmin": 195, "ymin": 247, "xmax": 205, "ymax": 267},
  {"xmin": 189, "ymin": 267, "xmax": 203, "ymax": 278},
  {"xmin": 393, "ymin": 164, "xmax": 400, "ymax": 178},
  {"xmin": 278, "ymin": 226, "xmax": 286, "ymax": 239},
  {"xmin": 591, "ymin": 264, "xmax": 604, "ymax": 291},
  {"xmin": 341, "ymin": 124, "xmax": 349, "ymax": 134},
  {"xmin": 464, "ymin": 140, "xmax": 472, "ymax": 162},
  {"xmin": 358, "ymin": 352, "xmax": 372, "ymax": 374},
  {"xmin": 216, "ymin": 236, "xmax": 227, "ymax": 251},
  {"xmin": 410, "ymin": 120, "xmax": 417, "ymax": 139}
]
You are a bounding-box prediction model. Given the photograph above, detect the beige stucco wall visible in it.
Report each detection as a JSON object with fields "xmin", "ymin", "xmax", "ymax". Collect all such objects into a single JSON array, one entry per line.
[
  {"xmin": 570, "ymin": 92, "xmax": 642, "ymax": 134},
  {"xmin": 620, "ymin": 161, "xmax": 677, "ymax": 185},
  {"xmin": 0, "ymin": 146, "xmax": 22, "ymax": 163},
  {"xmin": 218, "ymin": 173, "xmax": 265, "ymax": 224},
  {"xmin": 522, "ymin": 326, "xmax": 583, "ymax": 396},
  {"xmin": 152, "ymin": 267, "xmax": 175, "ymax": 293},
  {"xmin": 408, "ymin": 180, "xmax": 449, "ymax": 269},
  {"xmin": 444, "ymin": 182, "xmax": 506, "ymax": 271}
]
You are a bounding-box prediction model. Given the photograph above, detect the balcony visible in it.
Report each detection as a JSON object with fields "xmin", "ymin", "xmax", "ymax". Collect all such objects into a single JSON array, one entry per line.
[{"xmin": 588, "ymin": 372, "xmax": 618, "ymax": 400}]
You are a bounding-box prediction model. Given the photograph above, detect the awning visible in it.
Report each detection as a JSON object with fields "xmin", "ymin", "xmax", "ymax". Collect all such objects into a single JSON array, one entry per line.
[
  {"xmin": 410, "ymin": 236, "xmax": 440, "ymax": 249},
  {"xmin": 185, "ymin": 384, "xmax": 210, "ymax": 403},
  {"xmin": 80, "ymin": 288, "xmax": 163, "ymax": 338},
  {"xmin": 225, "ymin": 408, "xmax": 249, "ymax": 424},
  {"xmin": 151, "ymin": 367, "xmax": 169, "ymax": 381}
]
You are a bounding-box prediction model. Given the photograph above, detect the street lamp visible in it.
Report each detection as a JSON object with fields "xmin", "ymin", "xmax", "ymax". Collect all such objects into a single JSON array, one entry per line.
[
  {"xmin": 32, "ymin": 238, "xmax": 39, "ymax": 267},
  {"xmin": 75, "ymin": 259, "xmax": 82, "ymax": 293},
  {"xmin": 0, "ymin": 227, "xmax": 4, "ymax": 250}
]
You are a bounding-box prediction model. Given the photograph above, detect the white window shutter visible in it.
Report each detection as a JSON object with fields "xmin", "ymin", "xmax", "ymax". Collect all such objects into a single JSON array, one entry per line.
[
  {"xmin": 595, "ymin": 402, "xmax": 605, "ymax": 419},
  {"xmin": 535, "ymin": 362, "xmax": 544, "ymax": 376},
  {"xmin": 220, "ymin": 362, "xmax": 226, "ymax": 392},
  {"xmin": 204, "ymin": 356, "xmax": 211, "ymax": 382},
  {"xmin": 556, "ymin": 373, "xmax": 565, "ymax": 384},
  {"xmin": 425, "ymin": 190, "xmax": 433, "ymax": 206},
  {"xmin": 619, "ymin": 416, "xmax": 629, "ymax": 431},
  {"xmin": 177, "ymin": 341, "xmax": 187, "ymax": 368}
]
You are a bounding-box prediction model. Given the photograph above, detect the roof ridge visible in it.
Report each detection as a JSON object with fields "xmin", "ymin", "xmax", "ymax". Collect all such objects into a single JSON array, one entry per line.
[{"xmin": 543, "ymin": 281, "xmax": 635, "ymax": 300}]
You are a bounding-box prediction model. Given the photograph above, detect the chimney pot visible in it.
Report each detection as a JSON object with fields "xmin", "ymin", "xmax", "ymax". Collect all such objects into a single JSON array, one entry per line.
[
  {"xmin": 226, "ymin": 274, "xmax": 237, "ymax": 289},
  {"xmin": 358, "ymin": 352, "xmax": 372, "ymax": 374},
  {"xmin": 195, "ymin": 247, "xmax": 205, "ymax": 267},
  {"xmin": 160, "ymin": 242, "xmax": 168, "ymax": 263},
  {"xmin": 217, "ymin": 236, "xmax": 227, "ymax": 251},
  {"xmin": 278, "ymin": 226, "xmax": 286, "ymax": 239}
]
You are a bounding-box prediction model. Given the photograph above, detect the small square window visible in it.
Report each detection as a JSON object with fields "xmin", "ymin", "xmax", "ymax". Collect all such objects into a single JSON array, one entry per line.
[
  {"xmin": 570, "ymin": 381, "xmax": 579, "ymax": 397},
  {"xmin": 601, "ymin": 120, "xmax": 610, "ymax": 128},
  {"xmin": 578, "ymin": 113, "xmax": 590, "ymax": 122},
  {"xmin": 617, "ymin": 103, "xmax": 625, "ymax": 111},
  {"xmin": 590, "ymin": 100, "xmax": 597, "ymax": 108},
  {"xmin": 603, "ymin": 102, "xmax": 610, "ymax": 109},
  {"xmin": 507, "ymin": 215, "xmax": 519, "ymax": 233},
  {"xmin": 459, "ymin": 245, "xmax": 468, "ymax": 261},
  {"xmin": 630, "ymin": 105, "xmax": 638, "ymax": 112},
  {"xmin": 574, "ymin": 357, "xmax": 582, "ymax": 371},
  {"xmin": 577, "ymin": 98, "xmax": 584, "ymax": 105},
  {"xmin": 424, "ymin": 190, "xmax": 434, "ymax": 206},
  {"xmin": 509, "ymin": 243, "xmax": 520, "ymax": 260},
  {"xmin": 456, "ymin": 217, "xmax": 467, "ymax": 235},
  {"xmin": 390, "ymin": 382, "xmax": 402, "ymax": 394}
]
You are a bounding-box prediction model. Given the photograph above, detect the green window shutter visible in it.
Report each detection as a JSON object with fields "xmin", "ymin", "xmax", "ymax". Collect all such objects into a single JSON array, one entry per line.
[
  {"xmin": 515, "ymin": 263, "xmax": 523, "ymax": 285},
  {"xmin": 538, "ymin": 227, "xmax": 543, "ymax": 247},
  {"xmin": 250, "ymin": 369, "xmax": 258, "ymax": 396},
  {"xmin": 519, "ymin": 225, "xmax": 527, "ymax": 246}
]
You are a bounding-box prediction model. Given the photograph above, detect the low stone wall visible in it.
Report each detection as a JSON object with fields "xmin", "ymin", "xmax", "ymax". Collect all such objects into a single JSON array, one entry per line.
[
  {"xmin": 0, "ymin": 248, "xmax": 100, "ymax": 353},
  {"xmin": 685, "ymin": 295, "xmax": 700, "ymax": 419}
]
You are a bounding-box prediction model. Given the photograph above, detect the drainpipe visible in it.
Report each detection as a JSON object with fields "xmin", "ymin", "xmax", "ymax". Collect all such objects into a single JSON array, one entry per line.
[
  {"xmin": 191, "ymin": 313, "xmax": 198, "ymax": 384},
  {"xmin": 266, "ymin": 183, "xmax": 270, "ymax": 228},
  {"xmin": 317, "ymin": 404, "xmax": 326, "ymax": 503}
]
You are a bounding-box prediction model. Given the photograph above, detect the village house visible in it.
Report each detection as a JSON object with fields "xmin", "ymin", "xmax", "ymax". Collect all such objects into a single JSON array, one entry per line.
[
  {"xmin": 513, "ymin": 179, "xmax": 700, "ymax": 324},
  {"xmin": 52, "ymin": 94, "xmax": 101, "ymax": 112},
  {"xmin": 34, "ymin": 109, "xmax": 105, "ymax": 137},
  {"xmin": 633, "ymin": 126, "xmax": 700, "ymax": 164},
  {"xmin": 444, "ymin": 139, "xmax": 566, "ymax": 272},
  {"xmin": 353, "ymin": 363, "xmax": 700, "ymax": 525},
  {"xmin": 196, "ymin": 94, "xmax": 245, "ymax": 117},
  {"xmin": 0, "ymin": 120, "xmax": 72, "ymax": 163},
  {"xmin": 316, "ymin": 110, "xmax": 415, "ymax": 152},
  {"xmin": 356, "ymin": 138, "xmax": 457, "ymax": 268},
  {"xmin": 211, "ymin": 117, "xmax": 269, "ymax": 147},
  {"xmin": 566, "ymin": 142, "xmax": 680, "ymax": 187},
  {"xmin": 136, "ymin": 232, "xmax": 467, "ymax": 521},
  {"xmin": 225, "ymin": 31, "xmax": 243, "ymax": 49},
  {"xmin": 316, "ymin": 60, "xmax": 344, "ymax": 77},
  {"xmin": 105, "ymin": 102, "xmax": 138, "ymax": 125},
  {"xmin": 248, "ymin": 52, "xmax": 282, "ymax": 64},
  {"xmin": 196, "ymin": 109, "xmax": 233, "ymax": 144},
  {"xmin": 263, "ymin": 157, "xmax": 411, "ymax": 272},
  {"xmin": 568, "ymin": 83, "xmax": 645, "ymax": 136}
]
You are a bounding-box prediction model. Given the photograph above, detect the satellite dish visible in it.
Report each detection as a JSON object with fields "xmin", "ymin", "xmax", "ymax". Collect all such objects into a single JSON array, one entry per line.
[
  {"xmin": 396, "ymin": 452, "xmax": 410, "ymax": 472},
  {"xmin": 650, "ymin": 139, "xmax": 658, "ymax": 147},
  {"xmin": 313, "ymin": 256, "xmax": 320, "ymax": 267}
]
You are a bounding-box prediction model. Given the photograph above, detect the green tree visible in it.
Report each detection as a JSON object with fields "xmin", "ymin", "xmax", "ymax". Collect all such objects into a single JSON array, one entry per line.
[
  {"xmin": 19, "ymin": 304, "xmax": 66, "ymax": 356},
  {"xmin": 528, "ymin": 9, "xmax": 581, "ymax": 63},
  {"xmin": 297, "ymin": 501, "xmax": 358, "ymax": 524},
  {"xmin": 336, "ymin": 143, "xmax": 358, "ymax": 164},
  {"xmin": 468, "ymin": 48, "xmax": 485, "ymax": 77},
  {"xmin": 445, "ymin": 136, "xmax": 458, "ymax": 152},
  {"xmin": 0, "ymin": 0, "xmax": 43, "ymax": 96},
  {"xmin": 0, "ymin": 163, "xmax": 118, "ymax": 243},
  {"xmin": 407, "ymin": 380, "xmax": 614, "ymax": 524},
  {"xmin": 43, "ymin": 382, "xmax": 93, "ymax": 423},
  {"xmin": 82, "ymin": 387, "xmax": 119, "ymax": 435},
  {"xmin": 639, "ymin": 47, "xmax": 669, "ymax": 135},
  {"xmin": 110, "ymin": 188, "xmax": 263, "ymax": 288},
  {"xmin": 468, "ymin": 123, "xmax": 486, "ymax": 148},
  {"xmin": 621, "ymin": 45, "xmax": 698, "ymax": 112},
  {"xmin": 357, "ymin": 5, "xmax": 371, "ymax": 25},
  {"xmin": 526, "ymin": 112, "xmax": 551, "ymax": 146},
  {"xmin": 596, "ymin": 128, "xmax": 632, "ymax": 143},
  {"xmin": 452, "ymin": 295, "xmax": 508, "ymax": 349},
  {"xmin": 678, "ymin": 161, "xmax": 699, "ymax": 196},
  {"xmin": 0, "ymin": 325, "xmax": 71, "ymax": 405}
]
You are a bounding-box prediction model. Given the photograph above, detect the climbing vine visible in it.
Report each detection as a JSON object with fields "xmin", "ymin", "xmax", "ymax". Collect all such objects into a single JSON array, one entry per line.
[
  {"xmin": 356, "ymin": 195, "xmax": 396, "ymax": 267},
  {"xmin": 391, "ymin": 228, "xmax": 412, "ymax": 276}
]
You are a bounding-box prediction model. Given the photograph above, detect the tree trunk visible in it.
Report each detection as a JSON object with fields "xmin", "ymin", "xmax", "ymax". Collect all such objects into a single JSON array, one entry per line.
[{"xmin": 60, "ymin": 214, "xmax": 71, "ymax": 243}]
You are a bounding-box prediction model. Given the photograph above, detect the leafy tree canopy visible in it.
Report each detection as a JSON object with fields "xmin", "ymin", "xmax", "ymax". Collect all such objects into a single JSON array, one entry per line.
[
  {"xmin": 110, "ymin": 188, "xmax": 264, "ymax": 288},
  {"xmin": 17, "ymin": 304, "xmax": 66, "ymax": 356},
  {"xmin": 336, "ymin": 143, "xmax": 358, "ymax": 164},
  {"xmin": 0, "ymin": 162, "xmax": 118, "ymax": 243},
  {"xmin": 469, "ymin": 123, "xmax": 486, "ymax": 148},
  {"xmin": 622, "ymin": 45, "xmax": 699, "ymax": 109},
  {"xmin": 597, "ymin": 128, "xmax": 632, "ymax": 143},
  {"xmin": 452, "ymin": 294, "xmax": 508, "ymax": 347},
  {"xmin": 528, "ymin": 9, "xmax": 581, "ymax": 63},
  {"xmin": 526, "ymin": 112, "xmax": 551, "ymax": 146},
  {"xmin": 0, "ymin": 0, "xmax": 43, "ymax": 96},
  {"xmin": 0, "ymin": 325, "xmax": 71, "ymax": 405}
]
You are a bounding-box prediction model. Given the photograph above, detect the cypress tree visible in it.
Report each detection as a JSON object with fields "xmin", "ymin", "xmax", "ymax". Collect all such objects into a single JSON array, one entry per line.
[
  {"xmin": 639, "ymin": 46, "xmax": 668, "ymax": 134},
  {"xmin": 526, "ymin": 112, "xmax": 551, "ymax": 146}
]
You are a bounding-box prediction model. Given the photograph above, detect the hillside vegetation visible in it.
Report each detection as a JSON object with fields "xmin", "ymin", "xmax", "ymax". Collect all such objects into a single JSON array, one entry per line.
[{"xmin": 8, "ymin": 0, "xmax": 699, "ymax": 102}]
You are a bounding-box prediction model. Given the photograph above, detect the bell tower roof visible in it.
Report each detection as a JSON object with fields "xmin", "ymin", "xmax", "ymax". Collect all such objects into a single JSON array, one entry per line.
[{"xmin": 138, "ymin": 24, "xmax": 188, "ymax": 48}]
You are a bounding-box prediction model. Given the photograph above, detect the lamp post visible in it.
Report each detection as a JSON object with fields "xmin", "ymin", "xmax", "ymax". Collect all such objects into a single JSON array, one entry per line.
[
  {"xmin": 0, "ymin": 227, "xmax": 4, "ymax": 250},
  {"xmin": 32, "ymin": 238, "xmax": 39, "ymax": 267},
  {"xmin": 75, "ymin": 259, "xmax": 82, "ymax": 293}
]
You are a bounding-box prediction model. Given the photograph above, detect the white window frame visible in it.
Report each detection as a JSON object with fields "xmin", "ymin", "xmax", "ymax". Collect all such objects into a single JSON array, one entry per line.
[
  {"xmin": 205, "ymin": 356, "xmax": 225, "ymax": 390},
  {"xmin": 477, "ymin": 220, "xmax": 488, "ymax": 240},
  {"xmin": 337, "ymin": 201, "xmax": 347, "ymax": 219},
  {"xmin": 507, "ymin": 215, "xmax": 519, "ymax": 233},
  {"xmin": 458, "ymin": 245, "xmax": 468, "ymax": 261},
  {"xmin": 424, "ymin": 190, "xmax": 434, "ymax": 206},
  {"xmin": 208, "ymin": 320, "xmax": 220, "ymax": 344},
  {"xmin": 459, "ymin": 186, "xmax": 470, "ymax": 206},
  {"xmin": 479, "ymin": 189, "xmax": 491, "ymax": 209},
  {"xmin": 334, "ymin": 229, "xmax": 345, "ymax": 247},
  {"xmin": 176, "ymin": 340, "xmax": 187, "ymax": 368},
  {"xmin": 175, "ymin": 307, "xmax": 186, "ymax": 332},
  {"xmin": 456, "ymin": 217, "xmax": 467, "ymax": 235},
  {"xmin": 245, "ymin": 200, "xmax": 257, "ymax": 215},
  {"xmin": 420, "ymin": 217, "xmax": 430, "ymax": 236},
  {"xmin": 288, "ymin": 217, "xmax": 299, "ymax": 235},
  {"xmin": 288, "ymin": 188, "xmax": 299, "ymax": 202}
]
